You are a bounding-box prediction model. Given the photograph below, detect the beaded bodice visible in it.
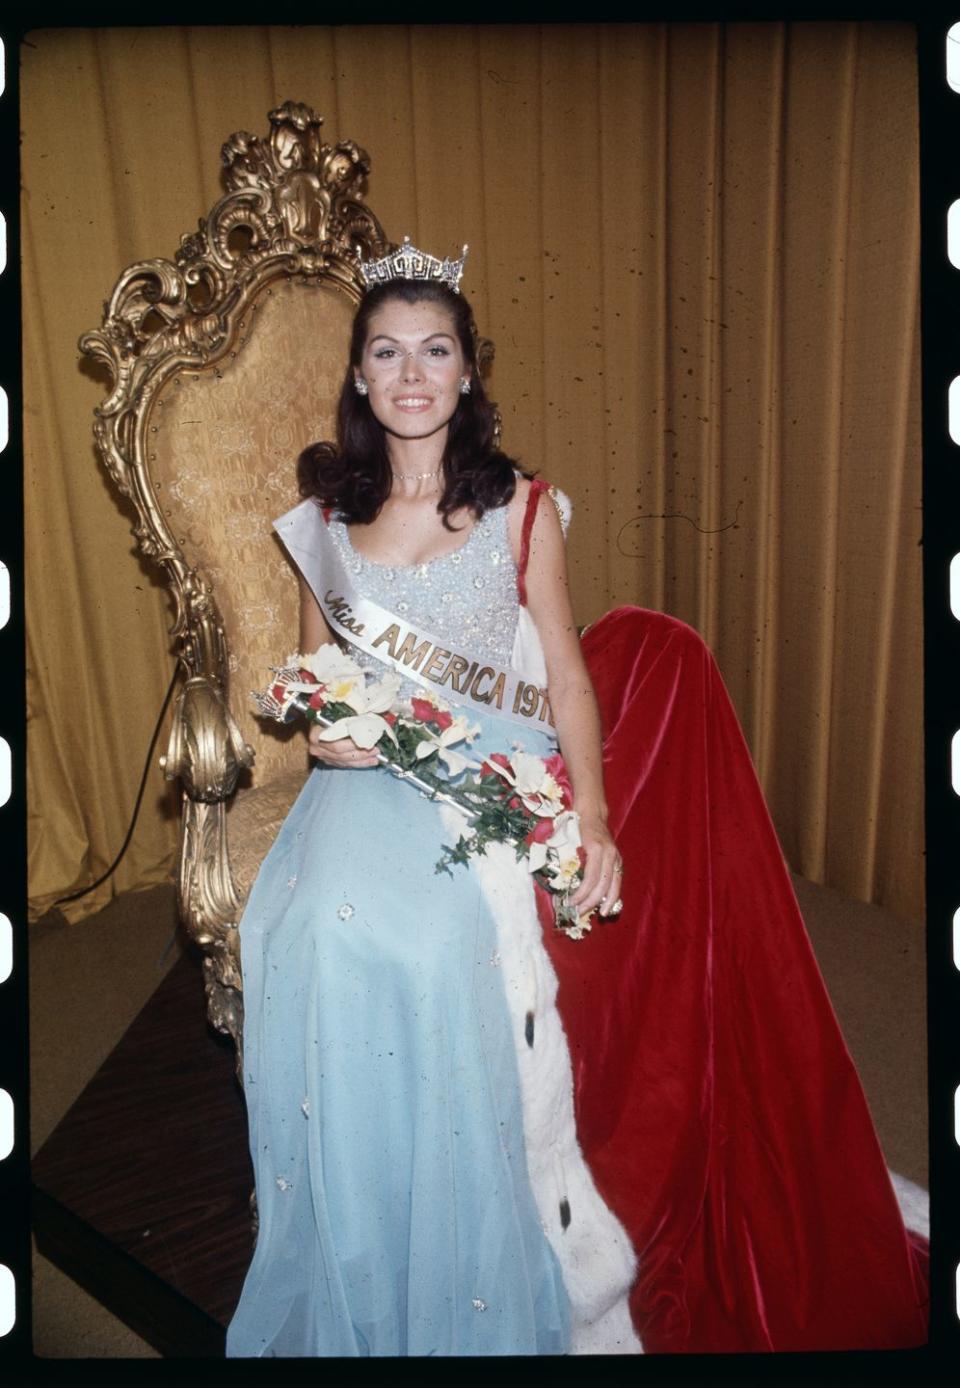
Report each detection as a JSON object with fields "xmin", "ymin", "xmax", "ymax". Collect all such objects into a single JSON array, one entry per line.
[{"xmin": 328, "ymin": 503, "xmax": 520, "ymax": 700}]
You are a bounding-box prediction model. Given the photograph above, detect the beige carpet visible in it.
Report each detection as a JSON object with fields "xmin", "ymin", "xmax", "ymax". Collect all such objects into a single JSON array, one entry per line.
[{"xmin": 29, "ymin": 874, "xmax": 926, "ymax": 1357}]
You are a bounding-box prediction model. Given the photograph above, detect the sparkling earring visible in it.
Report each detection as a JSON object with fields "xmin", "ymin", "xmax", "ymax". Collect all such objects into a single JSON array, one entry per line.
[
  {"xmin": 459, "ymin": 377, "xmax": 471, "ymax": 395},
  {"xmin": 354, "ymin": 378, "xmax": 369, "ymax": 396}
]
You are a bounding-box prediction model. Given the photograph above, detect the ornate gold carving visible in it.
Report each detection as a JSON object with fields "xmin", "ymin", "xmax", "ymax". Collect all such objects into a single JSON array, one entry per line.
[
  {"xmin": 163, "ymin": 688, "xmax": 250, "ymax": 1030},
  {"xmin": 80, "ymin": 103, "xmax": 389, "ymax": 640},
  {"xmin": 215, "ymin": 101, "xmax": 381, "ymax": 265},
  {"xmin": 161, "ymin": 675, "xmax": 253, "ymax": 803},
  {"xmin": 174, "ymin": 796, "xmax": 242, "ymax": 938},
  {"xmin": 176, "ymin": 796, "xmax": 243, "ymax": 1032}
]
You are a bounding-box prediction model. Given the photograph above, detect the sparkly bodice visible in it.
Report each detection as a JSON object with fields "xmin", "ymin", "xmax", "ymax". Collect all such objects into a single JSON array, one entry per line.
[{"xmin": 328, "ymin": 504, "xmax": 519, "ymax": 700}]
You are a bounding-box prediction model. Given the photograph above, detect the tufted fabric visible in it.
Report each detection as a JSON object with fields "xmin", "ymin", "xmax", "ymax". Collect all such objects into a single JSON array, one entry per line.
[
  {"xmin": 226, "ymin": 766, "xmax": 309, "ymax": 905},
  {"xmin": 151, "ymin": 277, "xmax": 355, "ymax": 789}
]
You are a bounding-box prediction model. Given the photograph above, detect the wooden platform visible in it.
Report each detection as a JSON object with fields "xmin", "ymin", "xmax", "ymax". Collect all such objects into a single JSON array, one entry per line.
[{"xmin": 32, "ymin": 950, "xmax": 254, "ymax": 1357}]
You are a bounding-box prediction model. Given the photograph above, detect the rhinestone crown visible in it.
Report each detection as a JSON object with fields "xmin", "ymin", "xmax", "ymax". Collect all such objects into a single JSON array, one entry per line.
[{"xmin": 358, "ymin": 236, "xmax": 469, "ymax": 294}]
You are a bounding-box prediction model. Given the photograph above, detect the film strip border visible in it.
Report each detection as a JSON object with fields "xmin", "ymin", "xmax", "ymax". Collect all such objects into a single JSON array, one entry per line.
[
  {"xmin": 0, "ymin": 15, "xmax": 955, "ymax": 1377},
  {"xmin": 0, "ymin": 23, "xmax": 22, "ymax": 1360},
  {"xmin": 923, "ymin": 13, "xmax": 960, "ymax": 1361}
]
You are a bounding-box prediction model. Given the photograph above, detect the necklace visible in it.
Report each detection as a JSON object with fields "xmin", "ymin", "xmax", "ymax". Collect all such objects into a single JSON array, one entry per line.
[{"xmin": 392, "ymin": 465, "xmax": 441, "ymax": 482}]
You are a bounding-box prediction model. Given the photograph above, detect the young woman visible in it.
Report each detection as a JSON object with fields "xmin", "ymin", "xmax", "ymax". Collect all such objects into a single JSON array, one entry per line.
[{"xmin": 226, "ymin": 248, "xmax": 927, "ymax": 1357}]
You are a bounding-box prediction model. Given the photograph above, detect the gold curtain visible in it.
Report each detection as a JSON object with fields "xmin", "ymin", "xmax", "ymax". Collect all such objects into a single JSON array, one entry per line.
[{"xmin": 22, "ymin": 22, "xmax": 923, "ymax": 924}]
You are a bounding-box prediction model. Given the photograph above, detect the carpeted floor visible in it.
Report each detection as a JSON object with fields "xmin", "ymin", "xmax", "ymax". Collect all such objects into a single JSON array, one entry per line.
[{"xmin": 29, "ymin": 873, "xmax": 927, "ymax": 1358}]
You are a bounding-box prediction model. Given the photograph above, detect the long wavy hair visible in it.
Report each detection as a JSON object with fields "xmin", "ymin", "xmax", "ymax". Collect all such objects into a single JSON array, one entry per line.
[{"xmin": 297, "ymin": 280, "xmax": 530, "ymax": 528}]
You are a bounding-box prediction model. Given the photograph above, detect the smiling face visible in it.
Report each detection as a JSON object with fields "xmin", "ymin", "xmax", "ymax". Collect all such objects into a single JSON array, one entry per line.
[{"xmin": 356, "ymin": 297, "xmax": 469, "ymax": 452}]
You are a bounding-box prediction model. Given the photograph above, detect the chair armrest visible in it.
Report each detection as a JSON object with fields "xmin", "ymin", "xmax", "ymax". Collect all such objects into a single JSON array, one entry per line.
[
  {"xmin": 160, "ymin": 674, "xmax": 254, "ymax": 802},
  {"xmin": 160, "ymin": 676, "xmax": 253, "ymax": 1036}
]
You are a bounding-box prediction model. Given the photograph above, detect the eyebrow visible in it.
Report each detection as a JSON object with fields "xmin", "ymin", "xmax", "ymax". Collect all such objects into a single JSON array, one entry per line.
[{"xmin": 367, "ymin": 332, "xmax": 456, "ymax": 346}]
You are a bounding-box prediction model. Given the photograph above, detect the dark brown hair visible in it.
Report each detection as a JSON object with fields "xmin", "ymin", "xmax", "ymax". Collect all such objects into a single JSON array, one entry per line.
[{"xmin": 296, "ymin": 280, "xmax": 529, "ymax": 528}]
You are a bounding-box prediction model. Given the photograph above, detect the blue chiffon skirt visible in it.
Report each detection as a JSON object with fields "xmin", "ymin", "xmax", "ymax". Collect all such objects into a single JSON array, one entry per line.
[{"xmin": 226, "ymin": 710, "xmax": 570, "ymax": 1356}]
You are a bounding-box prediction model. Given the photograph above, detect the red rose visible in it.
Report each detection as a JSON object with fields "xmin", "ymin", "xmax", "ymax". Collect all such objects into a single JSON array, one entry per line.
[
  {"xmin": 525, "ymin": 816, "xmax": 555, "ymax": 846},
  {"xmin": 383, "ymin": 711, "xmax": 398, "ymax": 726},
  {"xmin": 542, "ymin": 753, "xmax": 574, "ymax": 809},
  {"xmin": 308, "ymin": 689, "xmax": 326, "ymax": 710},
  {"xmin": 508, "ymin": 795, "xmax": 522, "ymax": 810},
  {"xmin": 409, "ymin": 700, "xmax": 453, "ymax": 732},
  {"xmin": 411, "ymin": 697, "xmax": 439, "ymax": 725},
  {"xmin": 481, "ymin": 752, "xmax": 512, "ymax": 781}
]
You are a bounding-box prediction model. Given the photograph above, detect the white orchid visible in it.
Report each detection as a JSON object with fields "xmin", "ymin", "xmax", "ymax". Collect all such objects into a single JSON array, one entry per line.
[
  {"xmin": 314, "ymin": 671, "xmax": 403, "ymax": 749},
  {"xmin": 415, "ymin": 714, "xmax": 482, "ymax": 777},
  {"xmin": 527, "ymin": 810, "xmax": 583, "ymax": 878},
  {"xmin": 342, "ymin": 671, "xmax": 401, "ymax": 715},
  {"xmin": 291, "ymin": 644, "xmax": 367, "ymax": 703},
  {"xmin": 315, "ymin": 713, "xmax": 396, "ymax": 749},
  {"xmin": 533, "ymin": 773, "xmax": 567, "ymax": 816},
  {"xmin": 488, "ymin": 751, "xmax": 566, "ymax": 817}
]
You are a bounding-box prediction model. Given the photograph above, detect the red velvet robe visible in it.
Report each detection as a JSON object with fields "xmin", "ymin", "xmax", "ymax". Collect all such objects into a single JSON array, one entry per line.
[{"xmin": 537, "ymin": 605, "xmax": 928, "ymax": 1352}]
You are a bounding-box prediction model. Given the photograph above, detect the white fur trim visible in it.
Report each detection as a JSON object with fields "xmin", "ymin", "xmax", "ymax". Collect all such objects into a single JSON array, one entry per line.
[
  {"xmin": 888, "ymin": 1170, "xmax": 929, "ymax": 1239},
  {"xmin": 442, "ymin": 806, "xmax": 643, "ymax": 1355}
]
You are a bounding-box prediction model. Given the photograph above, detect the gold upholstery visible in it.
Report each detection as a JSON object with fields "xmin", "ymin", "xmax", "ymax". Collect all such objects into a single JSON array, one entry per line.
[
  {"xmin": 152, "ymin": 279, "xmax": 352, "ymax": 788},
  {"xmin": 81, "ymin": 103, "xmax": 391, "ymax": 1049},
  {"xmin": 226, "ymin": 770, "xmax": 306, "ymax": 905}
]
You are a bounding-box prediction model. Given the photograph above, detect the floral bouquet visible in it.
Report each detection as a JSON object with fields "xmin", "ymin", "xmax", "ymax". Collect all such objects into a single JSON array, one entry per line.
[{"xmin": 252, "ymin": 645, "xmax": 597, "ymax": 938}]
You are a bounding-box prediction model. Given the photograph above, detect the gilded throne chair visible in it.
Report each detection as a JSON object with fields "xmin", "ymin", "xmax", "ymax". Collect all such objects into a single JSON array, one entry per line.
[{"xmin": 82, "ymin": 102, "xmax": 492, "ymax": 1053}]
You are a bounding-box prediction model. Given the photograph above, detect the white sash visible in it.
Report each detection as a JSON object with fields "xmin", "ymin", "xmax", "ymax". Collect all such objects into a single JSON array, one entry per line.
[{"xmin": 274, "ymin": 499, "xmax": 556, "ymax": 732}]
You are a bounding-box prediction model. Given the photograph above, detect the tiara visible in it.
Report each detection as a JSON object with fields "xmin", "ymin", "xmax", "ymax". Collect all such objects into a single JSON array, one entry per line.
[{"xmin": 357, "ymin": 236, "xmax": 469, "ymax": 294}]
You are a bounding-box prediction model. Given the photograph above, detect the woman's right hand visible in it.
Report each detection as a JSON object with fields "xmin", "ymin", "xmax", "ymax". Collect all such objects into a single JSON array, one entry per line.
[{"xmin": 307, "ymin": 726, "xmax": 380, "ymax": 769}]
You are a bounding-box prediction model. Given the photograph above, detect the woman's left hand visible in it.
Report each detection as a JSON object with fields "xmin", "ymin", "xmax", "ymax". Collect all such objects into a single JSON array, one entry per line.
[{"xmin": 569, "ymin": 813, "xmax": 624, "ymax": 919}]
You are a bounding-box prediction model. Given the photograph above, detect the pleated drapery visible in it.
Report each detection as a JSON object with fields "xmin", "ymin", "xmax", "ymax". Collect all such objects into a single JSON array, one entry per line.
[{"xmin": 22, "ymin": 23, "xmax": 923, "ymax": 924}]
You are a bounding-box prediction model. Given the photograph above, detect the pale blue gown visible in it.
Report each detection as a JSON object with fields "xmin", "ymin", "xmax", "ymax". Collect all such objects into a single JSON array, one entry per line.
[{"xmin": 226, "ymin": 502, "xmax": 571, "ymax": 1356}]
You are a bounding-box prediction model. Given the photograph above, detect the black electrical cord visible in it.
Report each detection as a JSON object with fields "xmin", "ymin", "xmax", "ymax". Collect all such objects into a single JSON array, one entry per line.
[{"xmin": 54, "ymin": 662, "xmax": 182, "ymax": 907}]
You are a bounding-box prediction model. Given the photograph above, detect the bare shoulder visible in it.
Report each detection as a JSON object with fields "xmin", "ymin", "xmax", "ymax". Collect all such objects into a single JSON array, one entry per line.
[
  {"xmin": 511, "ymin": 474, "xmax": 534, "ymax": 506},
  {"xmin": 506, "ymin": 474, "xmax": 559, "ymax": 562}
]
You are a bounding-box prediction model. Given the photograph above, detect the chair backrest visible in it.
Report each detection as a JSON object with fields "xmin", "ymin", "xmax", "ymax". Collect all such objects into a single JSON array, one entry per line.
[
  {"xmin": 151, "ymin": 278, "xmax": 354, "ymax": 785},
  {"xmin": 81, "ymin": 102, "xmax": 389, "ymax": 789}
]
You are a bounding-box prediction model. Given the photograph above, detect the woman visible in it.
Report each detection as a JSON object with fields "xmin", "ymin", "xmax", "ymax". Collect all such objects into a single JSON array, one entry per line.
[
  {"xmin": 227, "ymin": 245, "xmax": 928, "ymax": 1357},
  {"xmin": 227, "ymin": 253, "xmax": 640, "ymax": 1357}
]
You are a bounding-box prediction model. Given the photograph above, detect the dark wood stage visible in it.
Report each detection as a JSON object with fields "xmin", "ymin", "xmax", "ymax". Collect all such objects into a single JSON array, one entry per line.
[{"xmin": 32, "ymin": 950, "xmax": 253, "ymax": 1357}]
